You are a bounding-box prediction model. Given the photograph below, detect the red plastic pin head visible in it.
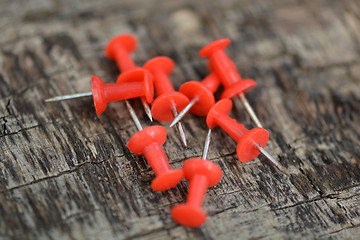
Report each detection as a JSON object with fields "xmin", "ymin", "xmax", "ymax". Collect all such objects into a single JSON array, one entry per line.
[
  {"xmin": 144, "ymin": 57, "xmax": 175, "ymax": 94},
  {"xmin": 143, "ymin": 56, "xmax": 174, "ymax": 76},
  {"xmin": 127, "ymin": 125, "xmax": 167, "ymax": 154},
  {"xmin": 91, "ymin": 75, "xmax": 153, "ymax": 115},
  {"xmin": 91, "ymin": 75, "xmax": 106, "ymax": 115},
  {"xmin": 127, "ymin": 126, "xmax": 183, "ymax": 191},
  {"xmin": 206, "ymin": 99, "xmax": 233, "ymax": 129},
  {"xmin": 105, "ymin": 34, "xmax": 137, "ymax": 72},
  {"xmin": 182, "ymin": 158, "xmax": 222, "ymax": 187},
  {"xmin": 171, "ymin": 158, "xmax": 222, "ymax": 227},
  {"xmin": 168, "ymin": 74, "xmax": 221, "ymax": 128},
  {"xmin": 220, "ymin": 79, "xmax": 257, "ymax": 99},
  {"xmin": 199, "ymin": 38, "xmax": 231, "ymax": 57},
  {"xmin": 200, "ymin": 38, "xmax": 251, "ymax": 93},
  {"xmin": 179, "ymin": 81, "xmax": 215, "ymax": 117},
  {"xmin": 151, "ymin": 92, "xmax": 189, "ymax": 121},
  {"xmin": 237, "ymin": 127, "xmax": 269, "ymax": 162},
  {"xmin": 105, "ymin": 35, "xmax": 137, "ymax": 60},
  {"xmin": 116, "ymin": 68, "xmax": 154, "ymax": 103}
]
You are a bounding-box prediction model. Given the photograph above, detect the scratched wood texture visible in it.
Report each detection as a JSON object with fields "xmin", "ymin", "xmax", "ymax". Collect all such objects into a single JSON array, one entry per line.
[{"xmin": 0, "ymin": 0, "xmax": 359, "ymax": 239}]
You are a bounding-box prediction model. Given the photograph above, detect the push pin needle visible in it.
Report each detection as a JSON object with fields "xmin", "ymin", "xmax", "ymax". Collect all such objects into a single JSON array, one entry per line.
[
  {"xmin": 125, "ymin": 100, "xmax": 143, "ymax": 131},
  {"xmin": 171, "ymin": 105, "xmax": 188, "ymax": 147},
  {"xmin": 45, "ymin": 92, "xmax": 93, "ymax": 102},
  {"xmin": 202, "ymin": 129, "xmax": 212, "ymax": 160},
  {"xmin": 254, "ymin": 144, "xmax": 288, "ymax": 176},
  {"xmin": 141, "ymin": 97, "xmax": 153, "ymax": 122},
  {"xmin": 238, "ymin": 95, "xmax": 262, "ymax": 128}
]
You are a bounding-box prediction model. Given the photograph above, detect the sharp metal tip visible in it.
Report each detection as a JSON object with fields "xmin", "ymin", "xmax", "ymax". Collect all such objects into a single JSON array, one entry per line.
[
  {"xmin": 45, "ymin": 98, "xmax": 56, "ymax": 103},
  {"xmin": 169, "ymin": 97, "xmax": 198, "ymax": 128},
  {"xmin": 169, "ymin": 120, "xmax": 176, "ymax": 128},
  {"xmin": 125, "ymin": 100, "xmax": 143, "ymax": 131},
  {"xmin": 140, "ymin": 97, "xmax": 153, "ymax": 122},
  {"xmin": 171, "ymin": 106, "xmax": 188, "ymax": 147},
  {"xmin": 201, "ymin": 129, "xmax": 212, "ymax": 160},
  {"xmin": 179, "ymin": 126, "xmax": 188, "ymax": 147},
  {"xmin": 255, "ymin": 144, "xmax": 289, "ymax": 176}
]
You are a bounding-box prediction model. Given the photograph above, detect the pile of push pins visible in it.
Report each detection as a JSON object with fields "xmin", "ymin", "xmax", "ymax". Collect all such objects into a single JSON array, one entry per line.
[{"xmin": 46, "ymin": 35, "xmax": 288, "ymax": 227}]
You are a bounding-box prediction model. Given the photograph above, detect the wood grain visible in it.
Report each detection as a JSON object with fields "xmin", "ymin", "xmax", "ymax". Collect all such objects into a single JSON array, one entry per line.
[{"xmin": 0, "ymin": 0, "xmax": 359, "ymax": 239}]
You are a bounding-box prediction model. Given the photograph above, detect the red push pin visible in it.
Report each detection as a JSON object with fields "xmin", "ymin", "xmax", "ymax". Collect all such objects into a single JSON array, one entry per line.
[
  {"xmin": 206, "ymin": 99, "xmax": 288, "ymax": 175},
  {"xmin": 125, "ymin": 100, "xmax": 184, "ymax": 191},
  {"xmin": 200, "ymin": 38, "xmax": 263, "ymax": 128},
  {"xmin": 144, "ymin": 56, "xmax": 189, "ymax": 147},
  {"xmin": 172, "ymin": 129, "xmax": 222, "ymax": 227},
  {"xmin": 105, "ymin": 34, "xmax": 153, "ymax": 121},
  {"xmin": 45, "ymin": 69, "xmax": 153, "ymax": 115},
  {"xmin": 169, "ymin": 73, "xmax": 221, "ymax": 127}
]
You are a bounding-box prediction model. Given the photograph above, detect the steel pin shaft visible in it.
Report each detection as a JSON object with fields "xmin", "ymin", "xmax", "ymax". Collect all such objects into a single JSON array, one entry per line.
[
  {"xmin": 169, "ymin": 97, "xmax": 198, "ymax": 128},
  {"xmin": 140, "ymin": 97, "xmax": 153, "ymax": 122},
  {"xmin": 238, "ymin": 93, "xmax": 263, "ymax": 128},
  {"xmin": 171, "ymin": 105, "xmax": 187, "ymax": 147},
  {"xmin": 45, "ymin": 92, "xmax": 93, "ymax": 102},
  {"xmin": 202, "ymin": 129, "xmax": 212, "ymax": 160},
  {"xmin": 125, "ymin": 100, "xmax": 143, "ymax": 131},
  {"xmin": 255, "ymin": 144, "xmax": 289, "ymax": 176}
]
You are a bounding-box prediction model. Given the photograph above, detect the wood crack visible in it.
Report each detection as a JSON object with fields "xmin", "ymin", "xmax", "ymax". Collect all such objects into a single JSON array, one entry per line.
[{"xmin": 0, "ymin": 159, "xmax": 107, "ymax": 193}]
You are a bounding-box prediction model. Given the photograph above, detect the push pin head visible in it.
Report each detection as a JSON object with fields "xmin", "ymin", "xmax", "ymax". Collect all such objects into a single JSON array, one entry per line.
[
  {"xmin": 127, "ymin": 126, "xmax": 184, "ymax": 191},
  {"xmin": 179, "ymin": 81, "xmax": 215, "ymax": 116},
  {"xmin": 143, "ymin": 56, "xmax": 174, "ymax": 76},
  {"xmin": 91, "ymin": 75, "xmax": 107, "ymax": 115},
  {"xmin": 220, "ymin": 79, "xmax": 257, "ymax": 100},
  {"xmin": 151, "ymin": 92, "xmax": 189, "ymax": 122},
  {"xmin": 199, "ymin": 38, "xmax": 231, "ymax": 57},
  {"xmin": 93, "ymin": 71, "xmax": 153, "ymax": 115},
  {"xmin": 105, "ymin": 35, "xmax": 137, "ymax": 69},
  {"xmin": 237, "ymin": 127, "xmax": 269, "ymax": 162},
  {"xmin": 116, "ymin": 68, "xmax": 154, "ymax": 104},
  {"xmin": 206, "ymin": 98, "xmax": 233, "ymax": 129}
]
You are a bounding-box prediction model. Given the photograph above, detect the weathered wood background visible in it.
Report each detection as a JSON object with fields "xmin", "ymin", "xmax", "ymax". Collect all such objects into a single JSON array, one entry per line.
[{"xmin": 0, "ymin": 0, "xmax": 359, "ymax": 239}]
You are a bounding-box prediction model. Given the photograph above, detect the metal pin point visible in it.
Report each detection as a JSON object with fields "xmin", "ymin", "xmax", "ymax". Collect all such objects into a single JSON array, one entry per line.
[
  {"xmin": 140, "ymin": 97, "xmax": 153, "ymax": 122},
  {"xmin": 238, "ymin": 94, "xmax": 263, "ymax": 128},
  {"xmin": 254, "ymin": 144, "xmax": 289, "ymax": 176},
  {"xmin": 171, "ymin": 105, "xmax": 187, "ymax": 147},
  {"xmin": 45, "ymin": 92, "xmax": 93, "ymax": 102},
  {"xmin": 169, "ymin": 97, "xmax": 198, "ymax": 128},
  {"xmin": 202, "ymin": 129, "xmax": 212, "ymax": 160},
  {"xmin": 125, "ymin": 100, "xmax": 143, "ymax": 131}
]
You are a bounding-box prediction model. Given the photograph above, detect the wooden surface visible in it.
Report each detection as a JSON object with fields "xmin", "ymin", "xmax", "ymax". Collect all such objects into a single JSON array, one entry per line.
[{"xmin": 0, "ymin": 0, "xmax": 360, "ymax": 239}]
